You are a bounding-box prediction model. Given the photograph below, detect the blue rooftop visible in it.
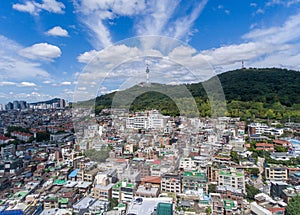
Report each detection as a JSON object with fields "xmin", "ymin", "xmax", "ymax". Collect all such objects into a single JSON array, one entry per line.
[{"xmin": 68, "ymin": 169, "xmax": 79, "ymax": 178}]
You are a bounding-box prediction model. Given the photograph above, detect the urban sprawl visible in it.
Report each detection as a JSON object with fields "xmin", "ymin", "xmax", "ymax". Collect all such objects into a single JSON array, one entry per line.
[{"xmin": 0, "ymin": 99, "xmax": 300, "ymax": 215}]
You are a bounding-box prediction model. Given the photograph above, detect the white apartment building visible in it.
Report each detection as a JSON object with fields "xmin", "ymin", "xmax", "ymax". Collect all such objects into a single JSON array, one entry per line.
[
  {"xmin": 248, "ymin": 123, "xmax": 269, "ymax": 135},
  {"xmin": 179, "ymin": 157, "xmax": 196, "ymax": 170},
  {"xmin": 126, "ymin": 110, "xmax": 166, "ymax": 130},
  {"xmin": 218, "ymin": 169, "xmax": 245, "ymax": 193},
  {"xmin": 265, "ymin": 165, "xmax": 288, "ymax": 181},
  {"xmin": 161, "ymin": 173, "xmax": 181, "ymax": 194}
]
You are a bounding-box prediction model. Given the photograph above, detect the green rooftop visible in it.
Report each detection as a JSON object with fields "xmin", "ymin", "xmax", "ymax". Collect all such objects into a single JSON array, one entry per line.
[
  {"xmin": 118, "ymin": 203, "xmax": 126, "ymax": 208},
  {"xmin": 126, "ymin": 183, "xmax": 134, "ymax": 188},
  {"xmin": 184, "ymin": 171, "xmax": 206, "ymax": 178},
  {"xmin": 58, "ymin": 198, "xmax": 69, "ymax": 204},
  {"xmin": 11, "ymin": 191, "xmax": 28, "ymax": 200},
  {"xmin": 224, "ymin": 199, "xmax": 235, "ymax": 211},
  {"xmin": 53, "ymin": 179, "xmax": 67, "ymax": 185},
  {"xmin": 113, "ymin": 180, "xmax": 134, "ymax": 189},
  {"xmin": 219, "ymin": 170, "xmax": 244, "ymax": 177}
]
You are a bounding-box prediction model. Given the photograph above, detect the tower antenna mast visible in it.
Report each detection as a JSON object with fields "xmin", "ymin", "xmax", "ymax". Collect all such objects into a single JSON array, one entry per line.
[{"xmin": 145, "ymin": 60, "xmax": 150, "ymax": 84}]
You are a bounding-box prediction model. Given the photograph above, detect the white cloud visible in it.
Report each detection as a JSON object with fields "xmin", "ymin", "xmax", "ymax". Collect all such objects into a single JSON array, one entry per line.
[
  {"xmin": 74, "ymin": 0, "xmax": 207, "ymax": 48},
  {"xmin": 243, "ymin": 12, "xmax": 300, "ymax": 44},
  {"xmin": 20, "ymin": 82, "xmax": 36, "ymax": 87},
  {"xmin": 266, "ymin": 0, "xmax": 300, "ymax": 7},
  {"xmin": 42, "ymin": 80, "xmax": 52, "ymax": 84},
  {"xmin": 136, "ymin": 0, "xmax": 179, "ymax": 36},
  {"xmin": 12, "ymin": 1, "xmax": 36, "ymax": 14},
  {"xmin": 46, "ymin": 26, "xmax": 69, "ymax": 37},
  {"xmin": 60, "ymin": 81, "xmax": 72, "ymax": 86},
  {"xmin": 74, "ymin": 0, "xmax": 146, "ymax": 48},
  {"xmin": 0, "ymin": 35, "xmax": 50, "ymax": 80},
  {"xmin": 77, "ymin": 50, "xmax": 99, "ymax": 63},
  {"xmin": 19, "ymin": 43, "xmax": 62, "ymax": 61},
  {"xmin": 198, "ymin": 11, "xmax": 300, "ymax": 71},
  {"xmin": 171, "ymin": 0, "xmax": 208, "ymax": 39},
  {"xmin": 0, "ymin": 81, "xmax": 36, "ymax": 87},
  {"xmin": 12, "ymin": 0, "xmax": 65, "ymax": 15},
  {"xmin": 0, "ymin": 81, "xmax": 16, "ymax": 86}
]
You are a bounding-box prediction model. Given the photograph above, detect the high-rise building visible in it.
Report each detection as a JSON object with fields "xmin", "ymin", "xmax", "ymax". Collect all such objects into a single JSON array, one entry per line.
[
  {"xmin": 5, "ymin": 102, "xmax": 13, "ymax": 110},
  {"xmin": 13, "ymin": 100, "xmax": 20, "ymax": 110},
  {"xmin": 19, "ymin": 101, "xmax": 27, "ymax": 109}
]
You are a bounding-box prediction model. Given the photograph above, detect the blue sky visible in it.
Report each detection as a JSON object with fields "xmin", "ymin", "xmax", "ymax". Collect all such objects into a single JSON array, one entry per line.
[{"xmin": 0, "ymin": 0, "xmax": 300, "ymax": 104}]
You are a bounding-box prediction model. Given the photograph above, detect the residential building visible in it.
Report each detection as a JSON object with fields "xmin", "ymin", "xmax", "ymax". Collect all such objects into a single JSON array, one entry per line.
[
  {"xmin": 112, "ymin": 180, "xmax": 135, "ymax": 203},
  {"xmin": 179, "ymin": 157, "xmax": 196, "ymax": 170},
  {"xmin": 135, "ymin": 184, "xmax": 160, "ymax": 198},
  {"xmin": 161, "ymin": 173, "xmax": 181, "ymax": 194},
  {"xmin": 182, "ymin": 171, "xmax": 207, "ymax": 193},
  {"xmin": 270, "ymin": 181, "xmax": 288, "ymax": 199},
  {"xmin": 265, "ymin": 165, "xmax": 288, "ymax": 181},
  {"xmin": 255, "ymin": 143, "xmax": 275, "ymax": 151},
  {"xmin": 218, "ymin": 169, "xmax": 245, "ymax": 193},
  {"xmin": 216, "ymin": 185, "xmax": 244, "ymax": 208}
]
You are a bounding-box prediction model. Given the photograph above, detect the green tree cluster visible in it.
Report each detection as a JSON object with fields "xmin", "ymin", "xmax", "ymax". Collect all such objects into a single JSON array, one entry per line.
[
  {"xmin": 84, "ymin": 148, "xmax": 110, "ymax": 163},
  {"xmin": 245, "ymin": 184, "xmax": 260, "ymax": 201},
  {"xmin": 286, "ymin": 195, "xmax": 300, "ymax": 215}
]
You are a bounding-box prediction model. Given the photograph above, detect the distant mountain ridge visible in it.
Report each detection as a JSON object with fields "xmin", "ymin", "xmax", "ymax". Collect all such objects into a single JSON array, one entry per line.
[
  {"xmin": 29, "ymin": 98, "xmax": 62, "ymax": 105},
  {"xmin": 93, "ymin": 68, "xmax": 300, "ymax": 120}
]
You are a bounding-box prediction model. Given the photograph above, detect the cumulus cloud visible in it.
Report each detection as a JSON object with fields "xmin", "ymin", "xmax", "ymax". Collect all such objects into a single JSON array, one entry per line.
[
  {"xmin": 19, "ymin": 43, "xmax": 62, "ymax": 61},
  {"xmin": 46, "ymin": 26, "xmax": 69, "ymax": 37},
  {"xmin": 13, "ymin": 0, "xmax": 65, "ymax": 15},
  {"xmin": 0, "ymin": 35, "xmax": 50, "ymax": 80}
]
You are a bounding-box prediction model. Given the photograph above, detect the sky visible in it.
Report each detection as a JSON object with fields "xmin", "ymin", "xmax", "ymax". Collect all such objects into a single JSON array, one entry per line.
[{"xmin": 0, "ymin": 0, "xmax": 300, "ymax": 104}]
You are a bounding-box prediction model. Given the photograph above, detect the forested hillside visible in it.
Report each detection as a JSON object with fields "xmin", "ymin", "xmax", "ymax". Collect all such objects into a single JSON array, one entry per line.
[{"xmin": 94, "ymin": 68, "xmax": 300, "ymax": 121}]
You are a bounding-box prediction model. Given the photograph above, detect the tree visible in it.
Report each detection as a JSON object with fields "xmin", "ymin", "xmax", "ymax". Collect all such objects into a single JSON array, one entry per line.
[
  {"xmin": 36, "ymin": 132, "xmax": 50, "ymax": 142},
  {"xmin": 230, "ymin": 151, "xmax": 241, "ymax": 164},
  {"xmin": 205, "ymin": 206, "xmax": 212, "ymax": 215},
  {"xmin": 208, "ymin": 184, "xmax": 217, "ymax": 194},
  {"xmin": 245, "ymin": 184, "xmax": 260, "ymax": 201},
  {"xmin": 85, "ymin": 147, "xmax": 110, "ymax": 162},
  {"xmin": 246, "ymin": 168, "xmax": 260, "ymax": 177},
  {"xmin": 274, "ymin": 145, "xmax": 288, "ymax": 152},
  {"xmin": 286, "ymin": 195, "xmax": 300, "ymax": 215},
  {"xmin": 109, "ymin": 198, "xmax": 118, "ymax": 209}
]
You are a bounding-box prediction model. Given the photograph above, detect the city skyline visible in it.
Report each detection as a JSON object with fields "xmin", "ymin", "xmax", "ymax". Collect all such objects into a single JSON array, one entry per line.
[{"xmin": 1, "ymin": 0, "xmax": 300, "ymax": 103}]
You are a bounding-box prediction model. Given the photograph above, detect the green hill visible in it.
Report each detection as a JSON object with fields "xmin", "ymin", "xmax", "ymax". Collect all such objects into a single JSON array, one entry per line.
[{"xmin": 94, "ymin": 68, "xmax": 300, "ymax": 121}]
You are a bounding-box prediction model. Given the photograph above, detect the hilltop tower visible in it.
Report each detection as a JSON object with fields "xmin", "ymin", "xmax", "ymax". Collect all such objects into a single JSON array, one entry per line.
[{"xmin": 146, "ymin": 63, "xmax": 150, "ymax": 84}]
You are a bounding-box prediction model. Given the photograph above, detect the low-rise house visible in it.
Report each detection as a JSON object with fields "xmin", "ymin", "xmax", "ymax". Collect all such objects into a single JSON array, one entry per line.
[
  {"xmin": 282, "ymin": 186, "xmax": 300, "ymax": 203},
  {"xmin": 250, "ymin": 193, "xmax": 286, "ymax": 215},
  {"xmin": 135, "ymin": 184, "xmax": 159, "ymax": 198},
  {"xmin": 216, "ymin": 185, "xmax": 244, "ymax": 209},
  {"xmin": 273, "ymin": 139, "xmax": 291, "ymax": 148},
  {"xmin": 73, "ymin": 197, "xmax": 97, "ymax": 214},
  {"xmin": 255, "ymin": 143, "xmax": 275, "ymax": 152},
  {"xmin": 88, "ymin": 199, "xmax": 110, "ymax": 214}
]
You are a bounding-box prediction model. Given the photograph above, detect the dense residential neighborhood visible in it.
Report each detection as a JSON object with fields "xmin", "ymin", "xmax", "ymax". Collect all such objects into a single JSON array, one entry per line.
[{"xmin": 0, "ymin": 101, "xmax": 300, "ymax": 215}]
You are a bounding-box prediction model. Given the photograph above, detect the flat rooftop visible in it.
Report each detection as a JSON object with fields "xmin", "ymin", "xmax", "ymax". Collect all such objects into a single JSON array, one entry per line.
[{"xmin": 127, "ymin": 197, "xmax": 172, "ymax": 215}]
